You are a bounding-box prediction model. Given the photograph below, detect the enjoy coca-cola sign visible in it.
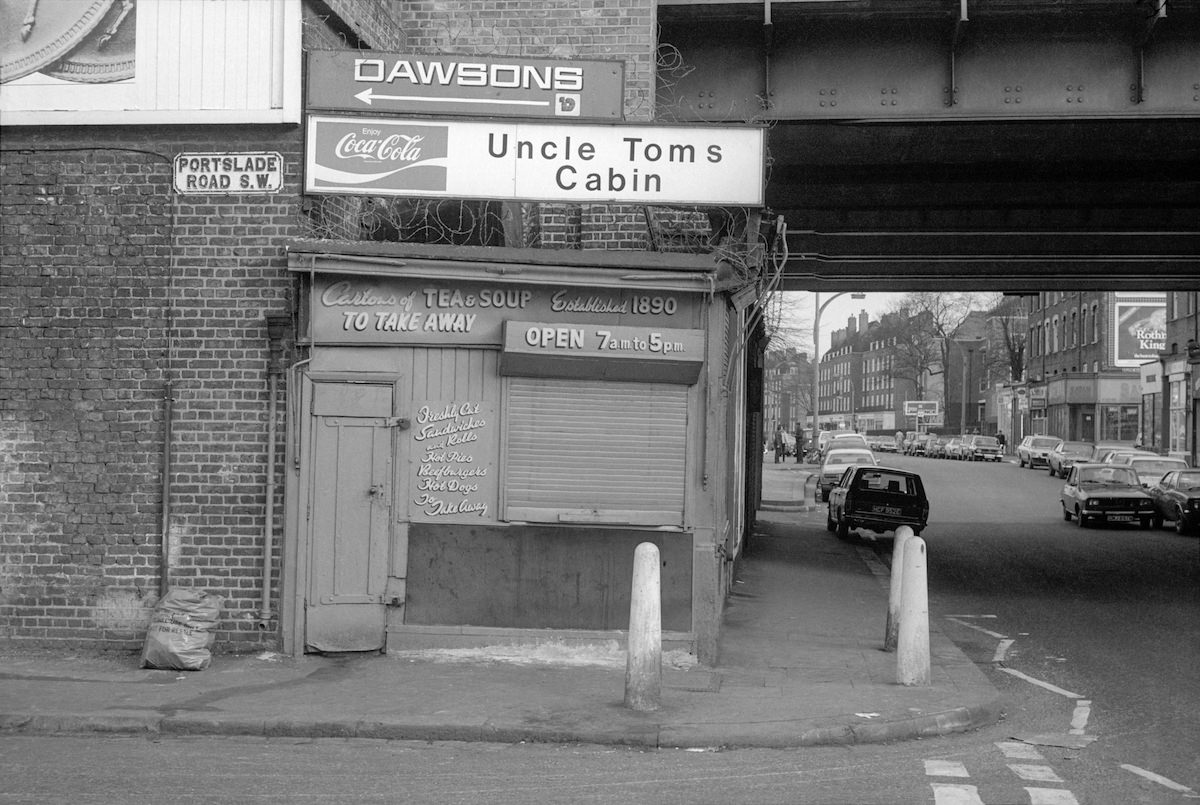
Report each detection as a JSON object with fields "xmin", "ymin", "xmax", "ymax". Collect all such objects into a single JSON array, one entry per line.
[
  {"xmin": 308, "ymin": 119, "xmax": 449, "ymax": 192},
  {"xmin": 305, "ymin": 114, "xmax": 764, "ymax": 205}
]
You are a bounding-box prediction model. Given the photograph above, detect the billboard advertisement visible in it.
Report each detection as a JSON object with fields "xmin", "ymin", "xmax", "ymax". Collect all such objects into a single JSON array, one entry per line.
[{"xmin": 1112, "ymin": 295, "xmax": 1166, "ymax": 368}]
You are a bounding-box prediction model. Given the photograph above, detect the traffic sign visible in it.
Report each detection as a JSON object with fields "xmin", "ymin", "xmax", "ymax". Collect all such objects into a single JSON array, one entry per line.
[{"xmin": 904, "ymin": 400, "xmax": 939, "ymax": 416}]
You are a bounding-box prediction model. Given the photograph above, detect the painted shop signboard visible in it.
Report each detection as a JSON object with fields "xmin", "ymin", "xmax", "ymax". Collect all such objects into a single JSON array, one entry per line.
[
  {"xmin": 306, "ymin": 51, "xmax": 624, "ymax": 120},
  {"xmin": 303, "ymin": 115, "xmax": 765, "ymax": 205},
  {"xmin": 311, "ymin": 276, "xmax": 702, "ymax": 346},
  {"xmin": 411, "ymin": 400, "xmax": 496, "ymax": 523}
]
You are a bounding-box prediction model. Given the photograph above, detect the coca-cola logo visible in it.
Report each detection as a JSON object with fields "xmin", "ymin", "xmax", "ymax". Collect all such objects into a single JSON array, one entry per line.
[{"xmin": 335, "ymin": 132, "xmax": 425, "ymax": 163}]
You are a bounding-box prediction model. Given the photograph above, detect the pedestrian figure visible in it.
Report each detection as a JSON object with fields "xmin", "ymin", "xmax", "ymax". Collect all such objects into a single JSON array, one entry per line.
[
  {"xmin": 996, "ymin": 431, "xmax": 1007, "ymax": 455},
  {"xmin": 773, "ymin": 426, "xmax": 786, "ymax": 463}
]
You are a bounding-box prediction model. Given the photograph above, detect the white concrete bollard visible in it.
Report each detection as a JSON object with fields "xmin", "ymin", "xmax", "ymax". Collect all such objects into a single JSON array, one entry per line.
[
  {"xmin": 624, "ymin": 542, "xmax": 662, "ymax": 711},
  {"xmin": 896, "ymin": 536, "xmax": 930, "ymax": 686},
  {"xmin": 884, "ymin": 526, "xmax": 915, "ymax": 652}
]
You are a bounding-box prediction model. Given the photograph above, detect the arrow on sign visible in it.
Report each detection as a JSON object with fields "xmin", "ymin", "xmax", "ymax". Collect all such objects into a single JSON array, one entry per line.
[{"xmin": 354, "ymin": 88, "xmax": 551, "ymax": 107}]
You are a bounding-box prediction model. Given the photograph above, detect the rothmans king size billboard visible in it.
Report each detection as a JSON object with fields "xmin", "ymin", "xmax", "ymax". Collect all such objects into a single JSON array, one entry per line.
[{"xmin": 303, "ymin": 115, "xmax": 765, "ymax": 206}]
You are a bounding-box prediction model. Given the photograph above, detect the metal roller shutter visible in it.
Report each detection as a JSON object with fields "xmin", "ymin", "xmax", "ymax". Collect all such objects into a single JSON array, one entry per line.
[{"xmin": 504, "ymin": 377, "xmax": 688, "ymax": 526}]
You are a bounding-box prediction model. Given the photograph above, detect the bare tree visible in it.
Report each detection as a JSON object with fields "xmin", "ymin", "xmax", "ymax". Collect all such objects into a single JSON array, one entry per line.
[
  {"xmin": 883, "ymin": 292, "xmax": 1001, "ymax": 416},
  {"xmin": 985, "ymin": 296, "xmax": 1027, "ymax": 382}
]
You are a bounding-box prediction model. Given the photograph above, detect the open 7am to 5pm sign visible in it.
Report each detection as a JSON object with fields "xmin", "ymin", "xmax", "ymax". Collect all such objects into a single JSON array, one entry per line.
[{"xmin": 304, "ymin": 115, "xmax": 765, "ymax": 206}]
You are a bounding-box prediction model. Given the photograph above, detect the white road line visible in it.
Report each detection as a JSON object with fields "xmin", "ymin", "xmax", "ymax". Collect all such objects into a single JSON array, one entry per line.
[
  {"xmin": 1068, "ymin": 699, "xmax": 1091, "ymax": 735},
  {"xmin": 925, "ymin": 759, "xmax": 970, "ymax": 777},
  {"xmin": 1008, "ymin": 764, "xmax": 1065, "ymax": 783},
  {"xmin": 945, "ymin": 614, "xmax": 998, "ymax": 618},
  {"xmin": 946, "ymin": 616, "xmax": 1008, "ymax": 639},
  {"xmin": 996, "ymin": 741, "xmax": 1044, "ymax": 760},
  {"xmin": 1026, "ymin": 788, "xmax": 1080, "ymax": 805},
  {"xmin": 1119, "ymin": 764, "xmax": 1200, "ymax": 797},
  {"xmin": 931, "ymin": 783, "xmax": 985, "ymax": 805},
  {"xmin": 997, "ymin": 667, "xmax": 1083, "ymax": 699},
  {"xmin": 992, "ymin": 638, "xmax": 1015, "ymax": 663}
]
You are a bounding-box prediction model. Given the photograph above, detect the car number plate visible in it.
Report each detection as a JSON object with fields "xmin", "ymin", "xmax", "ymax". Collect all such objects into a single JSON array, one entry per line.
[
  {"xmin": 1108, "ymin": 515, "xmax": 1136, "ymax": 523},
  {"xmin": 871, "ymin": 505, "xmax": 901, "ymax": 515}
]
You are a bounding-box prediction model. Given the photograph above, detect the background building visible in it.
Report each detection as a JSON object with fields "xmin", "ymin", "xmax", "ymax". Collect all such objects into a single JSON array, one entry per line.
[{"xmin": 1021, "ymin": 292, "xmax": 1164, "ymax": 443}]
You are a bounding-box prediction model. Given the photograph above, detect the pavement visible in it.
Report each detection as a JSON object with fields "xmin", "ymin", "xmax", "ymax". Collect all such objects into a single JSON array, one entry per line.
[{"xmin": 0, "ymin": 458, "xmax": 1005, "ymax": 749}]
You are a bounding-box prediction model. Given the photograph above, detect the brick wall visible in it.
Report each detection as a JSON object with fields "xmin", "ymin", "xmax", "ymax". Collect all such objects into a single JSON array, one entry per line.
[{"xmin": 1, "ymin": 128, "xmax": 306, "ymax": 651}]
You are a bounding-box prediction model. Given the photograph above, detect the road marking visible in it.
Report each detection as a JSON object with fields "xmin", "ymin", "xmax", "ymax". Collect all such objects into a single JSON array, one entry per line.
[
  {"xmin": 1008, "ymin": 764, "xmax": 1064, "ymax": 783},
  {"xmin": 998, "ymin": 667, "xmax": 1083, "ymax": 699},
  {"xmin": 992, "ymin": 638, "xmax": 1015, "ymax": 663},
  {"xmin": 996, "ymin": 741, "xmax": 1044, "ymax": 760},
  {"xmin": 1026, "ymin": 788, "xmax": 1080, "ymax": 805},
  {"xmin": 925, "ymin": 759, "xmax": 970, "ymax": 777},
  {"xmin": 931, "ymin": 783, "xmax": 985, "ymax": 805},
  {"xmin": 1068, "ymin": 700, "xmax": 1091, "ymax": 735},
  {"xmin": 946, "ymin": 617, "xmax": 1008, "ymax": 639},
  {"xmin": 1119, "ymin": 764, "xmax": 1200, "ymax": 797}
]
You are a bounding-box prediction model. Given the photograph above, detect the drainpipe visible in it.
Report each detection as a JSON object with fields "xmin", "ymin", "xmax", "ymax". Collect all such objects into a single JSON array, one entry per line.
[
  {"xmin": 260, "ymin": 316, "xmax": 291, "ymax": 627},
  {"xmin": 159, "ymin": 378, "xmax": 173, "ymax": 598}
]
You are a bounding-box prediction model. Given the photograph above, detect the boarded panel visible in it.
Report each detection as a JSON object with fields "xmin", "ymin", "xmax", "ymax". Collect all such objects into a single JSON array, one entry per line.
[{"xmin": 405, "ymin": 523, "xmax": 692, "ymax": 631}]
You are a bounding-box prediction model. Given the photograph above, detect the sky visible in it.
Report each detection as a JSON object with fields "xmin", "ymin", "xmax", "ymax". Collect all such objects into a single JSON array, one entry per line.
[{"xmin": 779, "ymin": 292, "xmax": 907, "ymax": 356}]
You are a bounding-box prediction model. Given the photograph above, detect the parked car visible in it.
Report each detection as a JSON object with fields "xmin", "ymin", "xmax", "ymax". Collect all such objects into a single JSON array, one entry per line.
[
  {"xmin": 926, "ymin": 436, "xmax": 948, "ymax": 459},
  {"xmin": 816, "ymin": 448, "xmax": 877, "ymax": 502},
  {"xmin": 823, "ymin": 432, "xmax": 871, "ymax": 458},
  {"xmin": 1087, "ymin": 441, "xmax": 1136, "ymax": 464},
  {"xmin": 1103, "ymin": 449, "xmax": 1157, "ymax": 465},
  {"xmin": 1146, "ymin": 469, "xmax": 1200, "ymax": 534},
  {"xmin": 964, "ymin": 434, "xmax": 1003, "ymax": 462},
  {"xmin": 827, "ymin": 465, "xmax": 929, "ymax": 540},
  {"xmin": 1048, "ymin": 440, "xmax": 1093, "ymax": 478},
  {"xmin": 943, "ymin": 436, "xmax": 968, "ymax": 460},
  {"xmin": 1059, "ymin": 464, "xmax": 1155, "ymax": 528},
  {"xmin": 875, "ymin": 435, "xmax": 898, "ymax": 453},
  {"xmin": 1018, "ymin": 435, "xmax": 1060, "ymax": 468},
  {"xmin": 1125, "ymin": 456, "xmax": 1189, "ymax": 488}
]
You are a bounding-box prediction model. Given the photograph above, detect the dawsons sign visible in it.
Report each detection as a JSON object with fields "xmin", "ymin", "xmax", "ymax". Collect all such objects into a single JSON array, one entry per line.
[
  {"xmin": 306, "ymin": 51, "xmax": 624, "ymax": 120},
  {"xmin": 304, "ymin": 115, "xmax": 765, "ymax": 206}
]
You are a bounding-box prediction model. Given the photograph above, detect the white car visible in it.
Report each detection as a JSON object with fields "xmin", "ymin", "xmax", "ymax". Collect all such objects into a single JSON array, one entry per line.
[
  {"xmin": 1125, "ymin": 456, "xmax": 1189, "ymax": 487},
  {"xmin": 816, "ymin": 448, "xmax": 877, "ymax": 502},
  {"xmin": 1018, "ymin": 435, "xmax": 1060, "ymax": 468}
]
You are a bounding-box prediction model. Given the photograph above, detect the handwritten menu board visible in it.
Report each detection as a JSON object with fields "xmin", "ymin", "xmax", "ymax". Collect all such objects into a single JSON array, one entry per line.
[{"xmin": 410, "ymin": 401, "xmax": 497, "ymax": 522}]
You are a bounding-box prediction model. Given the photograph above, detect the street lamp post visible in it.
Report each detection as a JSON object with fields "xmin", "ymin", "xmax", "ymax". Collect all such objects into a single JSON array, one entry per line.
[{"xmin": 811, "ymin": 292, "xmax": 866, "ymax": 456}]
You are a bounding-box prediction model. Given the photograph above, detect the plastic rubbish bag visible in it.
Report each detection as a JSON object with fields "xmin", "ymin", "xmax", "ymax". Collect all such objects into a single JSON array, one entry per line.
[{"xmin": 140, "ymin": 588, "xmax": 222, "ymax": 671}]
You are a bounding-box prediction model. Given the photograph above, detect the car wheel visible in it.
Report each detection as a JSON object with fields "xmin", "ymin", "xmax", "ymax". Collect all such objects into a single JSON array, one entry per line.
[
  {"xmin": 826, "ymin": 510, "xmax": 836, "ymax": 532},
  {"xmin": 1018, "ymin": 456, "xmax": 1025, "ymax": 467},
  {"xmin": 1062, "ymin": 503, "xmax": 1072, "ymax": 521},
  {"xmin": 1076, "ymin": 507, "xmax": 1089, "ymax": 528},
  {"xmin": 1175, "ymin": 507, "xmax": 1190, "ymax": 535},
  {"xmin": 1048, "ymin": 465, "xmax": 1056, "ymax": 476},
  {"xmin": 835, "ymin": 513, "xmax": 850, "ymax": 541}
]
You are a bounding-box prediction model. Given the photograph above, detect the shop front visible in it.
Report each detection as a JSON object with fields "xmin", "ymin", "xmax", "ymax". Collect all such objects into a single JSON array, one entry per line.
[
  {"xmin": 1043, "ymin": 374, "xmax": 1141, "ymax": 442},
  {"xmin": 280, "ymin": 242, "xmax": 746, "ymax": 660}
]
